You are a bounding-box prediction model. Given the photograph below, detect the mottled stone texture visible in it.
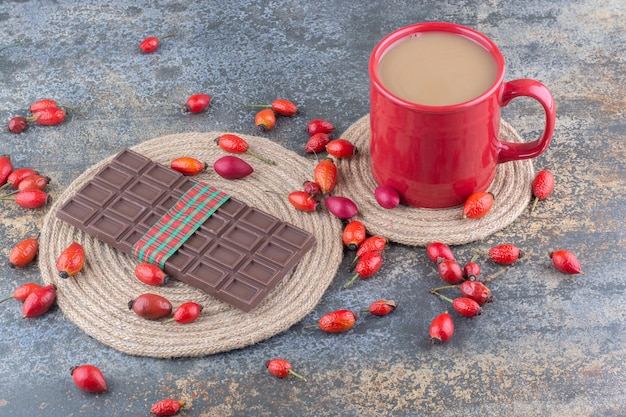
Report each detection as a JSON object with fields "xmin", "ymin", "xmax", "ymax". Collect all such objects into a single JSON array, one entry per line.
[{"xmin": 0, "ymin": 1, "xmax": 624, "ymax": 416}]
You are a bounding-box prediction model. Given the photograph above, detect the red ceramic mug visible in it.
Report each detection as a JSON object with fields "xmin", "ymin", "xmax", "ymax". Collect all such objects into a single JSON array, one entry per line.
[{"xmin": 369, "ymin": 22, "xmax": 556, "ymax": 208}]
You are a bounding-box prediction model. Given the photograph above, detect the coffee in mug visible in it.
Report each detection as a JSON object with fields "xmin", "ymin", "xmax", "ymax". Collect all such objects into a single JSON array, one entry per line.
[{"xmin": 377, "ymin": 32, "xmax": 498, "ymax": 106}]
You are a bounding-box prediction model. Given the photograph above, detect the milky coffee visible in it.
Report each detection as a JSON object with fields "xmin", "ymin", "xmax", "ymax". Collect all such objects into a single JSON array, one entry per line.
[{"xmin": 377, "ymin": 32, "xmax": 497, "ymax": 106}]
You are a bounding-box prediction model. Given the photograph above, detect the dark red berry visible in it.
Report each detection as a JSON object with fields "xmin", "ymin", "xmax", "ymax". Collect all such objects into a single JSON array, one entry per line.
[{"xmin": 7, "ymin": 116, "xmax": 27, "ymax": 133}]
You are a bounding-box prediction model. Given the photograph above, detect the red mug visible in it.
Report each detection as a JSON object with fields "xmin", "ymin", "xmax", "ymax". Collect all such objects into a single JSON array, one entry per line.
[{"xmin": 369, "ymin": 22, "xmax": 556, "ymax": 208}]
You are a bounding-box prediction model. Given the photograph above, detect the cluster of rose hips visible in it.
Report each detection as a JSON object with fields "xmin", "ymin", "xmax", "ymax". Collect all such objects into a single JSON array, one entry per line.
[
  {"xmin": 462, "ymin": 168, "xmax": 556, "ymax": 219},
  {"xmin": 130, "ymin": 262, "xmax": 203, "ymax": 324},
  {"xmin": 168, "ymin": 133, "xmax": 277, "ymax": 185},
  {"xmin": 266, "ymin": 220, "xmax": 393, "ymax": 381},
  {"xmin": 5, "ymin": 98, "xmax": 89, "ymax": 134},
  {"xmin": 0, "ymin": 155, "xmax": 52, "ymax": 209},
  {"xmin": 426, "ymin": 239, "xmax": 584, "ymax": 344},
  {"xmin": 268, "ymin": 299, "xmax": 397, "ymax": 381},
  {"xmin": 0, "ymin": 240, "xmax": 84, "ymax": 319},
  {"xmin": 71, "ymin": 362, "xmax": 183, "ymax": 416}
]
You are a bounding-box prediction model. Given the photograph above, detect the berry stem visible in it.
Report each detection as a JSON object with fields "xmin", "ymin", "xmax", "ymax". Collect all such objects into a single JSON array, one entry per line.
[
  {"xmin": 0, "ymin": 295, "xmax": 14, "ymax": 304},
  {"xmin": 530, "ymin": 197, "xmax": 540, "ymax": 213},
  {"xmin": 429, "ymin": 284, "xmax": 459, "ymax": 293},
  {"xmin": 482, "ymin": 266, "xmax": 510, "ymax": 282},
  {"xmin": 58, "ymin": 103, "xmax": 88, "ymax": 119},
  {"xmin": 470, "ymin": 248, "xmax": 489, "ymax": 256},
  {"xmin": 430, "ymin": 290, "xmax": 454, "ymax": 304},
  {"xmin": 343, "ymin": 273, "xmax": 360, "ymax": 289},
  {"xmin": 244, "ymin": 104, "xmax": 271, "ymax": 108},
  {"xmin": 246, "ymin": 148, "xmax": 275, "ymax": 165},
  {"xmin": 302, "ymin": 324, "xmax": 319, "ymax": 330},
  {"xmin": 287, "ymin": 369, "xmax": 307, "ymax": 381}
]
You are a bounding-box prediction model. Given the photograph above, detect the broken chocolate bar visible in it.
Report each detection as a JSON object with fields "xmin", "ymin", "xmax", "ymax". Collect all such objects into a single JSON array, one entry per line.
[{"xmin": 56, "ymin": 148, "xmax": 316, "ymax": 312}]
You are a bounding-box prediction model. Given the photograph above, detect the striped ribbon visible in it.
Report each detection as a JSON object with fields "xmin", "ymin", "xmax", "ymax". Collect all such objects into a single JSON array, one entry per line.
[{"xmin": 133, "ymin": 182, "xmax": 229, "ymax": 268}]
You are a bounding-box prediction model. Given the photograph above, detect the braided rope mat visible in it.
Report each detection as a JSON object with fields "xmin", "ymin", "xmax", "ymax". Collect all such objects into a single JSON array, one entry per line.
[
  {"xmin": 334, "ymin": 115, "xmax": 534, "ymax": 246},
  {"xmin": 39, "ymin": 132, "xmax": 344, "ymax": 358}
]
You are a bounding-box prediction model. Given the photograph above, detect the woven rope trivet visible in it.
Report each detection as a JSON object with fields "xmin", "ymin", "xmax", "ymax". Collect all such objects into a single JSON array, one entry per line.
[
  {"xmin": 334, "ymin": 114, "xmax": 534, "ymax": 246},
  {"xmin": 39, "ymin": 132, "xmax": 343, "ymax": 358}
]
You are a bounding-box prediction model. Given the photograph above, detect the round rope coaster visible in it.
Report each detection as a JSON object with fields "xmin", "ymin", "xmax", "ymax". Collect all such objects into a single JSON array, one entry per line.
[
  {"xmin": 334, "ymin": 115, "xmax": 534, "ymax": 246},
  {"xmin": 39, "ymin": 132, "xmax": 343, "ymax": 358}
]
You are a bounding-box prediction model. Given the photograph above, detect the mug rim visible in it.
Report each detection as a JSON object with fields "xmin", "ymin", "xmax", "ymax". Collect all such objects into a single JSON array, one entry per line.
[{"xmin": 369, "ymin": 21, "xmax": 506, "ymax": 112}]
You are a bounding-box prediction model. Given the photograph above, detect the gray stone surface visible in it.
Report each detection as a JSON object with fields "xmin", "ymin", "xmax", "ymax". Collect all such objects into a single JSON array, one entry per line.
[{"xmin": 0, "ymin": 1, "xmax": 624, "ymax": 416}]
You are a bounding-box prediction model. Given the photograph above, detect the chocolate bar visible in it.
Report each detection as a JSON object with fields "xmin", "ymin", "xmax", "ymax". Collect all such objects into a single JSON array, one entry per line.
[{"xmin": 56, "ymin": 148, "xmax": 316, "ymax": 312}]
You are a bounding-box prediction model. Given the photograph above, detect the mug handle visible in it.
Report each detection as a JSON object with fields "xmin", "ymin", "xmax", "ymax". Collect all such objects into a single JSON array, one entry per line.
[{"xmin": 497, "ymin": 79, "xmax": 556, "ymax": 163}]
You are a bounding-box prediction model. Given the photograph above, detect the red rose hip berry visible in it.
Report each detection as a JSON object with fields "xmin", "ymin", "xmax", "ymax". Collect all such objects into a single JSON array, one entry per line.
[
  {"xmin": 550, "ymin": 249, "xmax": 584, "ymax": 274},
  {"xmin": 429, "ymin": 312, "xmax": 454, "ymax": 344},
  {"xmin": 71, "ymin": 364, "xmax": 107, "ymax": 393}
]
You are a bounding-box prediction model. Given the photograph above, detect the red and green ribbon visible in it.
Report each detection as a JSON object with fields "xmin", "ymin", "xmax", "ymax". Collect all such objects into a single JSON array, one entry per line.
[{"xmin": 133, "ymin": 182, "xmax": 229, "ymax": 268}]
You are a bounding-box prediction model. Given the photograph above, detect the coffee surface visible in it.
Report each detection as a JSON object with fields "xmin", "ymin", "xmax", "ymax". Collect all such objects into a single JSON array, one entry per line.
[{"xmin": 377, "ymin": 32, "xmax": 497, "ymax": 106}]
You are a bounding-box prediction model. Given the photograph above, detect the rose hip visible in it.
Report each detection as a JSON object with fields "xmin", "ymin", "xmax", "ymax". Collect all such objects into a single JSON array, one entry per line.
[
  {"xmin": 452, "ymin": 297, "xmax": 482, "ymax": 317},
  {"xmin": 7, "ymin": 116, "xmax": 27, "ymax": 133},
  {"xmin": 550, "ymin": 249, "xmax": 584, "ymax": 274},
  {"xmin": 29, "ymin": 99, "xmax": 88, "ymax": 119},
  {"xmin": 374, "ymin": 185, "xmax": 401, "ymax": 209},
  {"xmin": 165, "ymin": 302, "xmax": 202, "ymax": 324},
  {"xmin": 459, "ymin": 280, "xmax": 494, "ymax": 305},
  {"xmin": 17, "ymin": 174, "xmax": 50, "ymax": 191},
  {"xmin": 307, "ymin": 119, "xmax": 334, "ymax": 136},
  {"xmin": 28, "ymin": 107, "xmax": 66, "ymax": 125},
  {"xmin": 183, "ymin": 93, "xmax": 211, "ymax": 113},
  {"xmin": 150, "ymin": 399, "xmax": 184, "ymax": 416},
  {"xmin": 247, "ymin": 99, "xmax": 298, "ymax": 117},
  {"xmin": 8, "ymin": 237, "xmax": 39, "ymax": 268},
  {"xmin": 462, "ymin": 191, "xmax": 494, "ymax": 219},
  {"xmin": 324, "ymin": 195, "xmax": 358, "ymax": 220},
  {"xmin": 288, "ymin": 191, "xmax": 318, "ymax": 212},
  {"xmin": 326, "ymin": 139, "xmax": 357, "ymax": 158},
  {"xmin": 531, "ymin": 169, "xmax": 555, "ymax": 212},
  {"xmin": 437, "ymin": 259, "xmax": 464, "ymax": 284},
  {"xmin": 472, "ymin": 244, "xmax": 522, "ymax": 265},
  {"xmin": 1, "ymin": 189, "xmax": 51, "ymax": 208},
  {"xmin": 313, "ymin": 158, "xmax": 337, "ymax": 194},
  {"xmin": 254, "ymin": 108, "xmax": 276, "ymax": 131},
  {"xmin": 170, "ymin": 156, "xmax": 207, "ymax": 176},
  {"xmin": 344, "ymin": 250, "xmax": 383, "ymax": 288},
  {"xmin": 426, "ymin": 242, "xmax": 455, "ymax": 263},
  {"xmin": 266, "ymin": 358, "xmax": 306, "ymax": 380},
  {"xmin": 488, "ymin": 244, "xmax": 522, "ymax": 265},
  {"xmin": 28, "ymin": 98, "xmax": 58, "ymax": 113},
  {"xmin": 364, "ymin": 299, "xmax": 397, "ymax": 316},
  {"xmin": 305, "ymin": 309, "xmax": 358, "ymax": 333},
  {"xmin": 128, "ymin": 293, "xmax": 172, "ymax": 319},
  {"xmin": 213, "ymin": 155, "xmax": 254, "ymax": 179},
  {"xmin": 22, "ymin": 284, "xmax": 56, "ymax": 318},
  {"xmin": 139, "ymin": 34, "xmax": 174, "ymax": 53},
  {"xmin": 56, "ymin": 242, "xmax": 85, "ymax": 278},
  {"xmin": 429, "ymin": 311, "xmax": 454, "ymax": 343},
  {"xmin": 0, "ymin": 282, "xmax": 42, "ymax": 304},
  {"xmin": 302, "ymin": 181, "xmax": 321, "ymax": 197},
  {"xmin": 0, "ymin": 155, "xmax": 13, "ymax": 186},
  {"xmin": 71, "ymin": 364, "xmax": 107, "ymax": 394},
  {"xmin": 269, "ymin": 99, "xmax": 298, "ymax": 116},
  {"xmin": 135, "ymin": 263, "xmax": 170, "ymax": 286},
  {"xmin": 216, "ymin": 134, "xmax": 275, "ymax": 165},
  {"xmin": 351, "ymin": 235, "xmax": 387, "ymax": 267},
  {"xmin": 342, "ymin": 220, "xmax": 366, "ymax": 251},
  {"xmin": 304, "ymin": 132, "xmax": 331, "ymax": 153},
  {"xmin": 6, "ymin": 167, "xmax": 38, "ymax": 188},
  {"xmin": 463, "ymin": 261, "xmax": 481, "ymax": 280}
]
